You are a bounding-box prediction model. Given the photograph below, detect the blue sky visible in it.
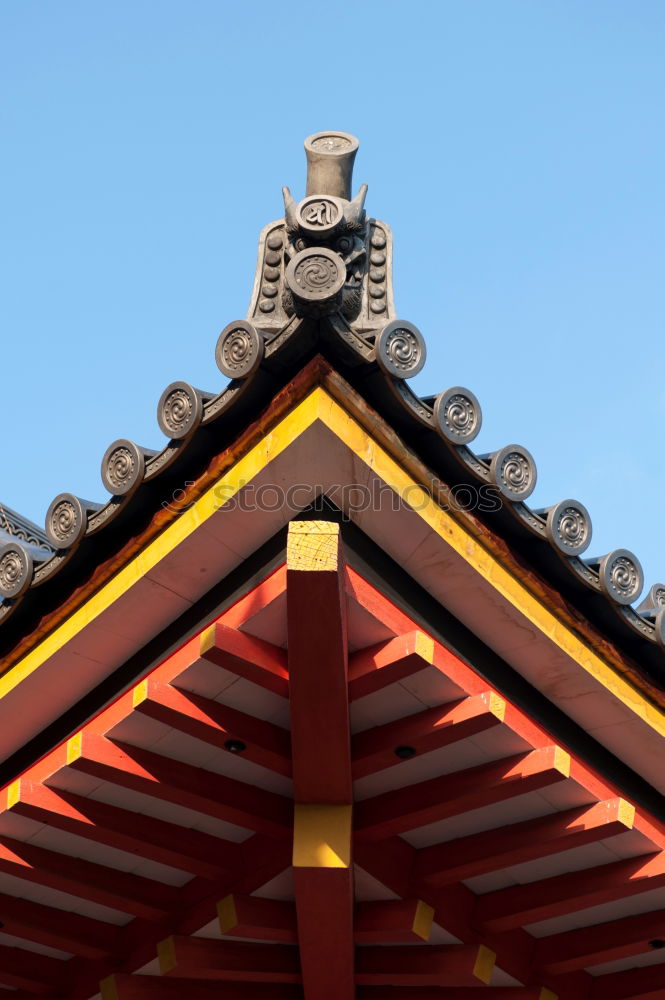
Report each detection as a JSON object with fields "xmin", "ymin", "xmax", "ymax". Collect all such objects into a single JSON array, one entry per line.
[{"xmin": 2, "ymin": 1, "xmax": 664, "ymax": 594}]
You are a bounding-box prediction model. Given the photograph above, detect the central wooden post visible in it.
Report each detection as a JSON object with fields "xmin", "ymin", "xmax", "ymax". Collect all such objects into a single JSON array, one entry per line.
[{"xmin": 287, "ymin": 520, "xmax": 355, "ymax": 999}]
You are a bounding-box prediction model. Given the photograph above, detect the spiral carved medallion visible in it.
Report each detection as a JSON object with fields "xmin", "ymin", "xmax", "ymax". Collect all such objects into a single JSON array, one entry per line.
[
  {"xmin": 546, "ymin": 499, "xmax": 592, "ymax": 557},
  {"xmin": 0, "ymin": 544, "xmax": 32, "ymax": 599},
  {"xmin": 490, "ymin": 445, "xmax": 537, "ymax": 502},
  {"xmin": 101, "ymin": 440, "xmax": 145, "ymax": 497},
  {"xmin": 434, "ymin": 386, "xmax": 482, "ymax": 444},
  {"xmin": 598, "ymin": 549, "xmax": 644, "ymax": 606},
  {"xmin": 376, "ymin": 320, "xmax": 426, "ymax": 380},
  {"xmin": 216, "ymin": 321, "xmax": 263, "ymax": 379},
  {"xmin": 285, "ymin": 248, "xmax": 346, "ymax": 316},
  {"xmin": 158, "ymin": 382, "xmax": 203, "ymax": 439},
  {"xmin": 46, "ymin": 494, "xmax": 86, "ymax": 549}
]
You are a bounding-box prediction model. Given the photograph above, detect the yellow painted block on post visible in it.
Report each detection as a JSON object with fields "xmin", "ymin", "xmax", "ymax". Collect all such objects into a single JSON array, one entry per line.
[
  {"xmin": 472, "ymin": 944, "xmax": 496, "ymax": 984},
  {"xmin": 412, "ymin": 900, "xmax": 435, "ymax": 941},
  {"xmin": 293, "ymin": 804, "xmax": 352, "ymax": 868}
]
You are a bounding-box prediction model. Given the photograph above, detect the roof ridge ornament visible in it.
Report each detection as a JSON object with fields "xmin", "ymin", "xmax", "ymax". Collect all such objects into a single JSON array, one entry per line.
[{"xmin": 223, "ymin": 129, "xmax": 428, "ymax": 377}]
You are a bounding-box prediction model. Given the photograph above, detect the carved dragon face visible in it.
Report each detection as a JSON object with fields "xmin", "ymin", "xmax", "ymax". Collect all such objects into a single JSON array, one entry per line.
[{"xmin": 281, "ymin": 187, "xmax": 368, "ymax": 320}]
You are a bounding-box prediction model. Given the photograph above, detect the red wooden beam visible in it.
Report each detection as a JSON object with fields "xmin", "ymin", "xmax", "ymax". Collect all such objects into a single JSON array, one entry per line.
[
  {"xmin": 0, "ymin": 834, "xmax": 177, "ymax": 919},
  {"xmin": 217, "ymin": 895, "xmax": 434, "ymax": 945},
  {"xmin": 351, "ymin": 690, "xmax": 506, "ymax": 779},
  {"xmin": 590, "ymin": 962, "xmax": 665, "ymax": 1000},
  {"xmin": 476, "ymin": 851, "xmax": 665, "ymax": 932},
  {"xmin": 355, "ymin": 899, "xmax": 434, "ymax": 943},
  {"xmin": 220, "ymin": 563, "xmax": 287, "ymax": 629},
  {"xmin": 287, "ymin": 521, "xmax": 351, "ymax": 802},
  {"xmin": 354, "ymin": 943, "xmax": 496, "ymax": 986},
  {"xmin": 65, "ymin": 731, "xmax": 292, "ymax": 837},
  {"xmin": 534, "ymin": 907, "xmax": 665, "ymax": 974},
  {"xmin": 132, "ymin": 679, "xmax": 292, "ymax": 776},
  {"xmin": 7, "ymin": 779, "xmax": 242, "ymax": 880},
  {"xmin": 0, "ymin": 943, "xmax": 68, "ymax": 993},
  {"xmin": 287, "ymin": 521, "xmax": 355, "ymax": 1000},
  {"xmin": 199, "ymin": 621, "xmax": 289, "ymax": 697},
  {"xmin": 354, "ymin": 837, "xmax": 587, "ymax": 996},
  {"xmin": 348, "ymin": 630, "xmax": 438, "ymax": 702},
  {"xmin": 218, "ymin": 894, "xmax": 298, "ymax": 943},
  {"xmin": 102, "ymin": 976, "xmax": 301, "ymax": 999},
  {"xmin": 158, "ymin": 935, "xmax": 301, "ymax": 982},
  {"xmin": 414, "ymin": 798, "xmax": 635, "ymax": 887},
  {"xmin": 355, "ymin": 991, "xmax": 557, "ymax": 1000},
  {"xmin": 0, "ymin": 888, "xmax": 121, "ymax": 960},
  {"xmin": 356, "ymin": 745, "xmax": 571, "ymax": 841},
  {"xmin": 345, "ymin": 566, "xmax": 429, "ymax": 636}
]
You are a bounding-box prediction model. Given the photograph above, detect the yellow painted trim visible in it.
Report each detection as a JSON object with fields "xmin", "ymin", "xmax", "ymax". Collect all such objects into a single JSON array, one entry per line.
[
  {"xmin": 472, "ymin": 944, "xmax": 496, "ymax": 984},
  {"xmin": 553, "ymin": 746, "xmax": 571, "ymax": 778},
  {"xmin": 293, "ymin": 803, "xmax": 352, "ymax": 868},
  {"xmin": 618, "ymin": 799, "xmax": 636, "ymax": 829},
  {"xmin": 6, "ymin": 780, "xmax": 20, "ymax": 810},
  {"xmin": 66, "ymin": 732, "xmax": 82, "ymax": 765},
  {"xmin": 132, "ymin": 678, "xmax": 149, "ymax": 708},
  {"xmin": 217, "ymin": 894, "xmax": 238, "ymax": 934},
  {"xmin": 540, "ymin": 990, "xmax": 558, "ymax": 1000},
  {"xmin": 99, "ymin": 975, "xmax": 119, "ymax": 1000},
  {"xmin": 199, "ymin": 624, "xmax": 217, "ymax": 657},
  {"xmin": 412, "ymin": 900, "xmax": 434, "ymax": 941},
  {"xmin": 1, "ymin": 386, "xmax": 663, "ymax": 745},
  {"xmin": 488, "ymin": 692, "xmax": 506, "ymax": 722},
  {"xmin": 414, "ymin": 630, "xmax": 435, "ymax": 664},
  {"xmin": 157, "ymin": 936, "xmax": 177, "ymax": 975}
]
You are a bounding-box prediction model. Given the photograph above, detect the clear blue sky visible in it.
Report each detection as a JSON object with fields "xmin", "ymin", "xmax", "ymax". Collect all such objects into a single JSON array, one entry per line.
[{"xmin": 2, "ymin": 2, "xmax": 664, "ymax": 594}]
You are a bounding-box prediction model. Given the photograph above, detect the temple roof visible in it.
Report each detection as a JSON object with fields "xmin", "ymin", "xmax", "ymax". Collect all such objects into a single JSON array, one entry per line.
[
  {"xmin": 0, "ymin": 131, "xmax": 663, "ymax": 688},
  {"xmin": 0, "ymin": 503, "xmax": 52, "ymax": 557}
]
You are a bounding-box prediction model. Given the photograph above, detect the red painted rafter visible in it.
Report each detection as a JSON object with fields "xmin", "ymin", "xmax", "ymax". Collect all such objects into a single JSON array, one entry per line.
[
  {"xmin": 0, "ymin": 833, "xmax": 177, "ymax": 919},
  {"xmin": 351, "ymin": 689, "xmax": 506, "ymax": 778},
  {"xmin": 287, "ymin": 521, "xmax": 355, "ymax": 1000},
  {"xmin": 356, "ymin": 745, "xmax": 571, "ymax": 841},
  {"xmin": 158, "ymin": 935, "xmax": 301, "ymax": 982},
  {"xmin": 0, "ymin": 889, "xmax": 121, "ymax": 960},
  {"xmin": 354, "ymin": 835, "xmax": 592, "ymax": 995},
  {"xmin": 534, "ymin": 907, "xmax": 665, "ymax": 974},
  {"xmin": 476, "ymin": 851, "xmax": 665, "ymax": 932},
  {"xmin": 355, "ymin": 942, "xmax": 496, "ymax": 986},
  {"xmin": 591, "ymin": 962, "xmax": 665, "ymax": 1000},
  {"xmin": 218, "ymin": 894, "xmax": 434, "ymax": 945},
  {"xmin": 64, "ymin": 731, "xmax": 292, "ymax": 837},
  {"xmin": 355, "ymin": 991, "xmax": 556, "ymax": 1000},
  {"xmin": 220, "ymin": 563, "xmax": 287, "ymax": 630},
  {"xmin": 132, "ymin": 679, "xmax": 292, "ymax": 776},
  {"xmin": 199, "ymin": 621, "xmax": 289, "ymax": 698},
  {"xmin": 102, "ymin": 977, "xmax": 300, "ymax": 1000},
  {"xmin": 0, "ymin": 944, "xmax": 67, "ymax": 993},
  {"xmin": 413, "ymin": 798, "xmax": 636, "ymax": 887},
  {"xmin": 348, "ymin": 630, "xmax": 439, "ymax": 702},
  {"xmin": 7, "ymin": 779, "xmax": 242, "ymax": 880}
]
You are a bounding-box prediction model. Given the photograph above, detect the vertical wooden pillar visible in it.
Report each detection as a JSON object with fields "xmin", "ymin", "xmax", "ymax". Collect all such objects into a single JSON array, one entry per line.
[{"xmin": 287, "ymin": 521, "xmax": 355, "ymax": 999}]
